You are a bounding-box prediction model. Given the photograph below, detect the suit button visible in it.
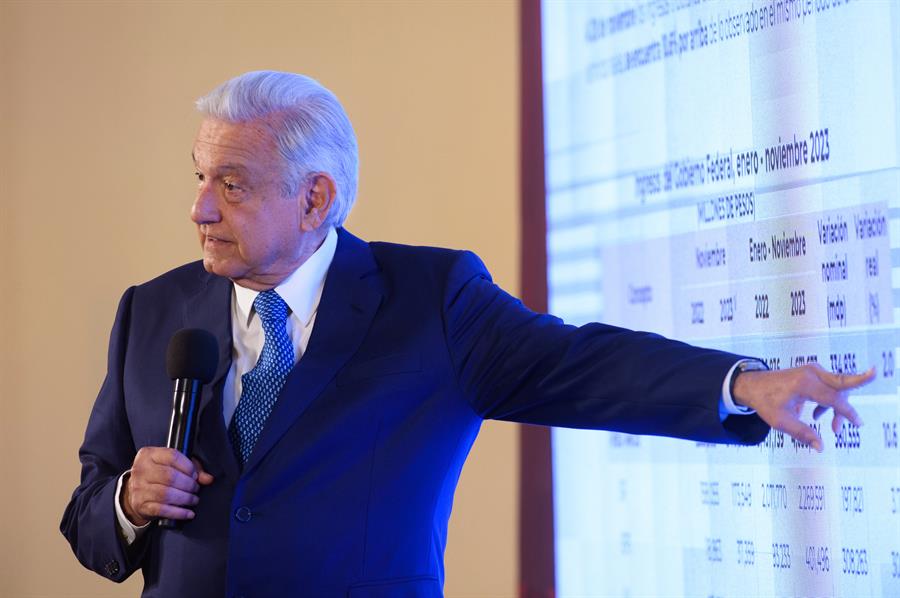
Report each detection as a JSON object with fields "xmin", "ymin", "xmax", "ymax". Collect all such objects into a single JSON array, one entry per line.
[
  {"xmin": 104, "ymin": 559, "xmax": 120, "ymax": 576},
  {"xmin": 234, "ymin": 506, "xmax": 252, "ymax": 522}
]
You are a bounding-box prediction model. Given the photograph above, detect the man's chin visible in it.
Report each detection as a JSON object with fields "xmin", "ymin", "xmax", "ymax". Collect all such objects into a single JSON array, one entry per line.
[{"xmin": 201, "ymin": 256, "xmax": 240, "ymax": 279}]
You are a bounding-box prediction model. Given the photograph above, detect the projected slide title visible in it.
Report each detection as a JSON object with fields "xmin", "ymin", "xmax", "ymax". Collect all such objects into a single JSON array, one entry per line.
[{"xmin": 635, "ymin": 132, "xmax": 830, "ymax": 201}]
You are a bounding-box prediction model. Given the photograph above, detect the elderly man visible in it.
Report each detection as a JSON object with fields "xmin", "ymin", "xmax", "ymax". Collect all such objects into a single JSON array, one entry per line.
[{"xmin": 61, "ymin": 71, "xmax": 872, "ymax": 597}]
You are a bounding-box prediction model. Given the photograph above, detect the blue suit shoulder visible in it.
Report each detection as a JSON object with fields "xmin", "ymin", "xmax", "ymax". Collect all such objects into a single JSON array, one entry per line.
[
  {"xmin": 121, "ymin": 260, "xmax": 227, "ymax": 325},
  {"xmin": 366, "ymin": 239, "xmax": 494, "ymax": 290},
  {"xmin": 134, "ymin": 260, "xmax": 213, "ymax": 294}
]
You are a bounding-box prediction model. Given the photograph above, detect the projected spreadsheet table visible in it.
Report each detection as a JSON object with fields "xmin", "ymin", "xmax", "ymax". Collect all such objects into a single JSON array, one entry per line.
[{"xmin": 544, "ymin": 1, "xmax": 900, "ymax": 596}]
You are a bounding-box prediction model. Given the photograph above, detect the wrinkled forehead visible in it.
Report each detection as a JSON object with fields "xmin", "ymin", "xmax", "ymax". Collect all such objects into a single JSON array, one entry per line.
[{"xmin": 192, "ymin": 117, "xmax": 282, "ymax": 170}]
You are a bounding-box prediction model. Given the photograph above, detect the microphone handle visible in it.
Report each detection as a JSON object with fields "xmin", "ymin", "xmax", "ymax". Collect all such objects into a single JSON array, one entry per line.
[{"xmin": 159, "ymin": 378, "xmax": 203, "ymax": 529}]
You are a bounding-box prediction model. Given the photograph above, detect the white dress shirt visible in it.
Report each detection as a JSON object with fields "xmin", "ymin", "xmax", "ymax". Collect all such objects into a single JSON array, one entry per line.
[{"xmin": 115, "ymin": 227, "xmax": 338, "ymax": 544}]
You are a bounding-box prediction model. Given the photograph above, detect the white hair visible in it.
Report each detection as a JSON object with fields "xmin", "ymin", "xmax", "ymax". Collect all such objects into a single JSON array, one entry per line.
[{"xmin": 196, "ymin": 71, "xmax": 359, "ymax": 227}]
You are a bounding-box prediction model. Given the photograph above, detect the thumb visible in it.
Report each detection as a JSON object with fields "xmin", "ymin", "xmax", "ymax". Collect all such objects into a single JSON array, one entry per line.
[{"xmin": 191, "ymin": 457, "xmax": 215, "ymax": 485}]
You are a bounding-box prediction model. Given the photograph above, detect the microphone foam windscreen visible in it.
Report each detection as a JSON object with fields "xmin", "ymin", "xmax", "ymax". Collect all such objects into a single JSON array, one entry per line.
[{"xmin": 166, "ymin": 328, "xmax": 219, "ymax": 382}]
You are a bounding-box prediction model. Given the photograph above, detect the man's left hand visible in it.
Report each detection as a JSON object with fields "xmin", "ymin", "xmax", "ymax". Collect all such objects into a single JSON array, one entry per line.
[{"xmin": 732, "ymin": 363, "xmax": 876, "ymax": 452}]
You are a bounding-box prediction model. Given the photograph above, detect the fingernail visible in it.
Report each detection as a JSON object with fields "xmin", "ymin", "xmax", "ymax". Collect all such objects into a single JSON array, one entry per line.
[
  {"xmin": 192, "ymin": 472, "xmax": 198, "ymax": 480},
  {"xmin": 812, "ymin": 439, "xmax": 823, "ymax": 453},
  {"xmin": 855, "ymin": 416, "xmax": 864, "ymax": 427},
  {"xmin": 187, "ymin": 511, "xmax": 195, "ymax": 519}
]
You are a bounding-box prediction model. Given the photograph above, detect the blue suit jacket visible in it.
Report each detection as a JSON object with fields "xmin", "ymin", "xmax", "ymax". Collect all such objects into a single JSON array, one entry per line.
[{"xmin": 61, "ymin": 229, "xmax": 768, "ymax": 597}]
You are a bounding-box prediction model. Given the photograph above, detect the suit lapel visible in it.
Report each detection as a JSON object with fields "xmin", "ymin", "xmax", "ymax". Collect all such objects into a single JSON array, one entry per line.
[
  {"xmin": 182, "ymin": 270, "xmax": 240, "ymax": 479},
  {"xmin": 242, "ymin": 228, "xmax": 384, "ymax": 476}
]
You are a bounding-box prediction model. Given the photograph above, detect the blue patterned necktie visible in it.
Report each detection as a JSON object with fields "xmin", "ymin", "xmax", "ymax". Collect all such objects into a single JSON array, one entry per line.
[{"xmin": 229, "ymin": 289, "xmax": 295, "ymax": 465}]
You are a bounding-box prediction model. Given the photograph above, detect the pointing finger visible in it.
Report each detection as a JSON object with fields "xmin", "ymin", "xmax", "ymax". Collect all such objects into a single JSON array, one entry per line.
[{"xmin": 816, "ymin": 366, "xmax": 876, "ymax": 390}]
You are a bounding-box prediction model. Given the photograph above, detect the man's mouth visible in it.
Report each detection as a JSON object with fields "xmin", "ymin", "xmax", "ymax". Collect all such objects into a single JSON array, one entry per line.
[{"xmin": 204, "ymin": 234, "xmax": 231, "ymax": 244}]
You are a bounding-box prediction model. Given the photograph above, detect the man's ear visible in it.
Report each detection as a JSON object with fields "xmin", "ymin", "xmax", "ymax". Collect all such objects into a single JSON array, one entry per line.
[{"xmin": 299, "ymin": 173, "xmax": 337, "ymax": 231}]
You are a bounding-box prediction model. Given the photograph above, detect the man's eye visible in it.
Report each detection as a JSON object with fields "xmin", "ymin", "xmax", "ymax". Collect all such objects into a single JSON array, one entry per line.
[
  {"xmin": 224, "ymin": 181, "xmax": 241, "ymax": 192},
  {"xmin": 194, "ymin": 171, "xmax": 205, "ymax": 183}
]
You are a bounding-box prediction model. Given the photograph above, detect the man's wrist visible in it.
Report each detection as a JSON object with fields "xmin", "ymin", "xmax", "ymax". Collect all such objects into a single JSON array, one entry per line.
[
  {"xmin": 120, "ymin": 471, "xmax": 149, "ymax": 526},
  {"xmin": 723, "ymin": 359, "xmax": 768, "ymax": 415},
  {"xmin": 115, "ymin": 471, "xmax": 150, "ymax": 545}
]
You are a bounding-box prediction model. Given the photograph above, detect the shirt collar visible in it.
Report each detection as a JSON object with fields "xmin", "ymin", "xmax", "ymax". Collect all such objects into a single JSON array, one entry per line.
[{"xmin": 233, "ymin": 227, "xmax": 338, "ymax": 328}]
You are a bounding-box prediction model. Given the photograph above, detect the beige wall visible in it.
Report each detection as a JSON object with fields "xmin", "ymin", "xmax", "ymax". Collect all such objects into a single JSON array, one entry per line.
[{"xmin": 0, "ymin": 1, "xmax": 519, "ymax": 596}]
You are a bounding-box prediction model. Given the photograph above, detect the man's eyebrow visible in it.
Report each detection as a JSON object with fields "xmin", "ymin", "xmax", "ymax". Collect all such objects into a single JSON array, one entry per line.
[
  {"xmin": 215, "ymin": 164, "xmax": 249, "ymax": 174},
  {"xmin": 190, "ymin": 153, "xmax": 249, "ymax": 174}
]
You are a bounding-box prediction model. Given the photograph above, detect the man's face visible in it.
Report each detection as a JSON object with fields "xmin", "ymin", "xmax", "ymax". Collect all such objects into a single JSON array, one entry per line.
[{"xmin": 191, "ymin": 117, "xmax": 307, "ymax": 290}]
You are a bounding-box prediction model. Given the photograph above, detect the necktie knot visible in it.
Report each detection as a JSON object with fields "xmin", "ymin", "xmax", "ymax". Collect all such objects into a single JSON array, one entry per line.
[{"xmin": 253, "ymin": 289, "xmax": 290, "ymax": 328}]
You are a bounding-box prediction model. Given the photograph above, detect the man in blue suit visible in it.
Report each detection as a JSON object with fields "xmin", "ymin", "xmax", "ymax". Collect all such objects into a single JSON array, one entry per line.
[{"xmin": 61, "ymin": 71, "xmax": 872, "ymax": 597}]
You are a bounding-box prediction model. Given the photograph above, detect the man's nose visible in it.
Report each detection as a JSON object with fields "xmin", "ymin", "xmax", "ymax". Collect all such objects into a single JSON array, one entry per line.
[{"xmin": 191, "ymin": 184, "xmax": 220, "ymax": 224}]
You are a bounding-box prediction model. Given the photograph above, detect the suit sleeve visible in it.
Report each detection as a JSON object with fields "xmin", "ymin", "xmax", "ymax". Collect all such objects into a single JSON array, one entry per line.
[
  {"xmin": 60, "ymin": 286, "xmax": 150, "ymax": 582},
  {"xmin": 442, "ymin": 251, "xmax": 769, "ymax": 445}
]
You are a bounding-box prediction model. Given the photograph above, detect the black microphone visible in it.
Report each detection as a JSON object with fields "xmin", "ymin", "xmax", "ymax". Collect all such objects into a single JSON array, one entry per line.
[{"xmin": 158, "ymin": 328, "xmax": 218, "ymax": 529}]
